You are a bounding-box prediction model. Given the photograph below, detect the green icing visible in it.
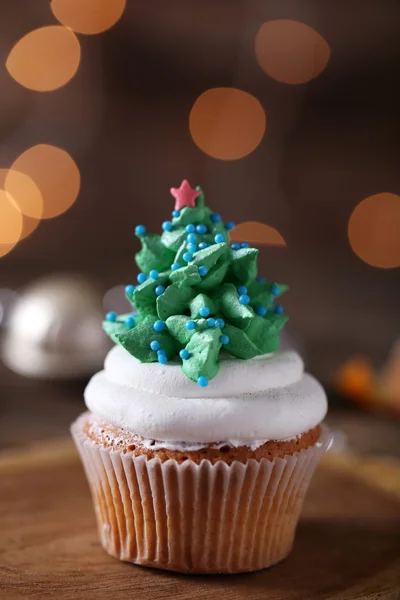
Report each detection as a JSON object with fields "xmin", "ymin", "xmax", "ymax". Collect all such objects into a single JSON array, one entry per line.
[
  {"xmin": 117, "ymin": 315, "xmax": 179, "ymax": 362},
  {"xmin": 103, "ymin": 184, "xmax": 289, "ymax": 386},
  {"xmin": 190, "ymin": 294, "xmax": 217, "ymax": 318},
  {"xmin": 216, "ymin": 283, "xmax": 254, "ymax": 328},
  {"xmin": 136, "ymin": 234, "xmax": 175, "ymax": 274},
  {"xmin": 156, "ymin": 284, "xmax": 194, "ymax": 321},
  {"xmin": 182, "ymin": 328, "xmax": 222, "ymax": 382},
  {"xmin": 229, "ymin": 247, "xmax": 258, "ymax": 285}
]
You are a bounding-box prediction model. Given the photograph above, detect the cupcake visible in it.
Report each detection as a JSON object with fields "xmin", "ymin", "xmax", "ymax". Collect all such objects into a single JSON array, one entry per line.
[{"xmin": 72, "ymin": 180, "xmax": 329, "ymax": 574}]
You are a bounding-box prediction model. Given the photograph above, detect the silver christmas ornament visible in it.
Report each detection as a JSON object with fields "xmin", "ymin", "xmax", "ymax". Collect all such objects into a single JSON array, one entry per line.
[{"xmin": 2, "ymin": 274, "xmax": 111, "ymax": 379}]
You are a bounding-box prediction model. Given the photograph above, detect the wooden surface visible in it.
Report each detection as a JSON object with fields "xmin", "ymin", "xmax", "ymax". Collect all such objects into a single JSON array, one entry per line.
[{"xmin": 1, "ymin": 440, "xmax": 400, "ymax": 600}]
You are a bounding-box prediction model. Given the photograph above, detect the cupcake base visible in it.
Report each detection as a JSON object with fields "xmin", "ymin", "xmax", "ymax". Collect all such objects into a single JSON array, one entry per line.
[{"xmin": 71, "ymin": 414, "xmax": 330, "ymax": 574}]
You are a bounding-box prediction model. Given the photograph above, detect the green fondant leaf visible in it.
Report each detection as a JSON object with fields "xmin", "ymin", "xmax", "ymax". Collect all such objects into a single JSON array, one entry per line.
[
  {"xmin": 266, "ymin": 313, "xmax": 289, "ymax": 332},
  {"xmin": 189, "ymin": 293, "xmax": 217, "ymax": 318},
  {"xmin": 191, "ymin": 242, "xmax": 228, "ymax": 271},
  {"xmin": 174, "ymin": 240, "xmax": 189, "ymax": 268},
  {"xmin": 182, "ymin": 328, "xmax": 222, "ymax": 382},
  {"xmin": 222, "ymin": 323, "xmax": 262, "ymax": 359},
  {"xmin": 243, "ymin": 315, "xmax": 278, "ymax": 354},
  {"xmin": 161, "ymin": 228, "xmax": 188, "ymax": 252},
  {"xmin": 166, "ymin": 315, "xmax": 195, "ymax": 345},
  {"xmin": 136, "ymin": 233, "xmax": 175, "ymax": 274},
  {"xmin": 102, "ymin": 319, "xmax": 129, "ymax": 344},
  {"xmin": 195, "ymin": 259, "xmax": 229, "ymax": 291},
  {"xmin": 156, "ymin": 284, "xmax": 194, "ymax": 321},
  {"xmin": 117, "ymin": 315, "xmax": 179, "ymax": 362},
  {"xmin": 248, "ymin": 281, "xmax": 289, "ymax": 309},
  {"xmin": 215, "ymin": 283, "xmax": 254, "ymax": 328},
  {"xmin": 229, "ymin": 248, "xmax": 258, "ymax": 285},
  {"xmin": 172, "ymin": 204, "xmax": 212, "ymax": 227},
  {"xmin": 132, "ymin": 275, "xmax": 169, "ymax": 316},
  {"xmin": 169, "ymin": 264, "xmax": 201, "ymax": 287}
]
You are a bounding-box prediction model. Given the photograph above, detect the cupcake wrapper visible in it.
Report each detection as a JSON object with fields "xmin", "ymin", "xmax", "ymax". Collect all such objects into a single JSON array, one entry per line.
[{"xmin": 71, "ymin": 415, "xmax": 331, "ymax": 574}]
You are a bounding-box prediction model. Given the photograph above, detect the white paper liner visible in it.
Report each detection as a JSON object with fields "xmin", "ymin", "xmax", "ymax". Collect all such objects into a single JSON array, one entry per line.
[{"xmin": 71, "ymin": 414, "xmax": 331, "ymax": 574}]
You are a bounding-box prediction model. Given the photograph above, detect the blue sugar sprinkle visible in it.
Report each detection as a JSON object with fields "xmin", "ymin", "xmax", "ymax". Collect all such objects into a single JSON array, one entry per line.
[
  {"xmin": 186, "ymin": 224, "xmax": 195, "ymax": 233},
  {"xmin": 198, "ymin": 242, "xmax": 208, "ymax": 250},
  {"xmin": 153, "ymin": 320, "xmax": 166, "ymax": 332},
  {"xmin": 240, "ymin": 242, "xmax": 250, "ymax": 248},
  {"xmin": 211, "ymin": 213, "xmax": 221, "ymax": 223},
  {"xmin": 150, "ymin": 340, "xmax": 161, "ymax": 351},
  {"xmin": 198, "ymin": 265, "xmax": 208, "ymax": 277},
  {"xmin": 257, "ymin": 276, "xmax": 266, "ymax": 283},
  {"xmin": 135, "ymin": 224, "xmax": 146, "ymax": 236},
  {"xmin": 171, "ymin": 262, "xmax": 181, "ymax": 271},
  {"xmin": 155, "ymin": 285, "xmax": 165, "ymax": 296},
  {"xmin": 183, "ymin": 252, "xmax": 193, "ymax": 263},
  {"xmin": 231, "ymin": 243, "xmax": 240, "ymax": 250},
  {"xmin": 207, "ymin": 317, "xmax": 216, "ymax": 327},
  {"xmin": 197, "ymin": 376, "xmax": 209, "ymax": 387},
  {"xmin": 186, "ymin": 320, "xmax": 196, "ymax": 330},
  {"xmin": 125, "ymin": 285, "xmax": 135, "ymax": 295},
  {"xmin": 158, "ymin": 351, "xmax": 168, "ymax": 364},
  {"xmin": 162, "ymin": 221, "xmax": 173, "ymax": 232},
  {"xmin": 179, "ymin": 349, "xmax": 190, "ymax": 360},
  {"xmin": 196, "ymin": 224, "xmax": 207, "ymax": 234},
  {"xmin": 124, "ymin": 316, "xmax": 135, "ymax": 328},
  {"xmin": 186, "ymin": 233, "xmax": 197, "ymax": 243},
  {"xmin": 271, "ymin": 284, "xmax": 280, "ymax": 296},
  {"xmin": 225, "ymin": 221, "xmax": 235, "ymax": 231},
  {"xmin": 105, "ymin": 312, "xmax": 117, "ymax": 322},
  {"xmin": 238, "ymin": 285, "xmax": 248, "ymax": 295},
  {"xmin": 256, "ymin": 305, "xmax": 267, "ymax": 317},
  {"xmin": 149, "ymin": 270, "xmax": 159, "ymax": 280},
  {"xmin": 274, "ymin": 305, "xmax": 284, "ymax": 314},
  {"xmin": 137, "ymin": 272, "xmax": 147, "ymax": 284},
  {"xmin": 187, "ymin": 243, "xmax": 197, "ymax": 253},
  {"xmin": 214, "ymin": 233, "xmax": 225, "ymax": 243},
  {"xmin": 172, "ymin": 210, "xmax": 180, "ymax": 218},
  {"xmin": 199, "ymin": 306, "xmax": 210, "ymax": 317},
  {"xmin": 220, "ymin": 334, "xmax": 230, "ymax": 345},
  {"xmin": 216, "ymin": 318, "xmax": 225, "ymax": 328},
  {"xmin": 239, "ymin": 294, "xmax": 250, "ymax": 305}
]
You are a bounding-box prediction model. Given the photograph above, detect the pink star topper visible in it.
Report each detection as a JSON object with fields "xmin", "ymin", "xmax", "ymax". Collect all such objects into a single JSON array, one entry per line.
[{"xmin": 170, "ymin": 179, "xmax": 201, "ymax": 211}]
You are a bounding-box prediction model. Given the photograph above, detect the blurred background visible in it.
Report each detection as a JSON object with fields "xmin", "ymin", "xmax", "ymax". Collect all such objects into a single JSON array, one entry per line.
[{"xmin": 0, "ymin": 0, "xmax": 399, "ymax": 452}]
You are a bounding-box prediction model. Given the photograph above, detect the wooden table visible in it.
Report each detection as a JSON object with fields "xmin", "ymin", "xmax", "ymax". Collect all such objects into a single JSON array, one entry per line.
[
  {"xmin": 1, "ymin": 364, "xmax": 400, "ymax": 599},
  {"xmin": 1, "ymin": 436, "xmax": 400, "ymax": 599}
]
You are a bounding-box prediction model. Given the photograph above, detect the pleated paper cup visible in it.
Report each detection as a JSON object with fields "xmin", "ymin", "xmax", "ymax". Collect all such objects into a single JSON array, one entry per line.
[{"xmin": 71, "ymin": 414, "xmax": 330, "ymax": 574}]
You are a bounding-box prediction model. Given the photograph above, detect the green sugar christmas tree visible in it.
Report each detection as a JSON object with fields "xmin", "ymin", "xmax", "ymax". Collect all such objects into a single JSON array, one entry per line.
[{"xmin": 103, "ymin": 180, "xmax": 288, "ymax": 386}]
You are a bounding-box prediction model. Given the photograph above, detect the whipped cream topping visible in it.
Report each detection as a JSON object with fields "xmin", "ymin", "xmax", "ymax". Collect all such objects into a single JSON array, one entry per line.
[{"xmin": 84, "ymin": 345, "xmax": 327, "ymax": 444}]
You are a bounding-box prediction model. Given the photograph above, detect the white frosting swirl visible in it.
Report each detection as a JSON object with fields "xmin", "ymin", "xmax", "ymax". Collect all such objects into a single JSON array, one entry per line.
[{"xmin": 84, "ymin": 345, "xmax": 327, "ymax": 444}]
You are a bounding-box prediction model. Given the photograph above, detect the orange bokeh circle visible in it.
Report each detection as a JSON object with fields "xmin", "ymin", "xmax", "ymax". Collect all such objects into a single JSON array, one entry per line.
[
  {"xmin": 6, "ymin": 26, "xmax": 80, "ymax": 92},
  {"xmin": 10, "ymin": 145, "xmax": 81, "ymax": 220},
  {"xmin": 231, "ymin": 221, "xmax": 286, "ymax": 247},
  {"xmin": 0, "ymin": 190, "xmax": 23, "ymax": 258},
  {"xmin": 255, "ymin": 20, "xmax": 330, "ymax": 84},
  {"xmin": 51, "ymin": 0, "xmax": 126, "ymax": 35},
  {"xmin": 348, "ymin": 193, "xmax": 400, "ymax": 268},
  {"xmin": 189, "ymin": 88, "xmax": 266, "ymax": 160},
  {"xmin": 0, "ymin": 169, "xmax": 42, "ymax": 242}
]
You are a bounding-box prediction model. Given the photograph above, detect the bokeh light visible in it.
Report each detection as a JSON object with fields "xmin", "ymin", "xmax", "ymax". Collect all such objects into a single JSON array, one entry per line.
[
  {"xmin": 1, "ymin": 169, "xmax": 43, "ymax": 219},
  {"xmin": 10, "ymin": 145, "xmax": 81, "ymax": 219},
  {"xmin": 0, "ymin": 169, "xmax": 42, "ymax": 242},
  {"xmin": 255, "ymin": 20, "xmax": 330, "ymax": 85},
  {"xmin": 348, "ymin": 193, "xmax": 400, "ymax": 268},
  {"xmin": 231, "ymin": 221, "xmax": 287, "ymax": 247},
  {"xmin": 6, "ymin": 26, "xmax": 80, "ymax": 92},
  {"xmin": 0, "ymin": 190, "xmax": 23, "ymax": 258},
  {"xmin": 51, "ymin": 0, "xmax": 126, "ymax": 35},
  {"xmin": 189, "ymin": 88, "xmax": 266, "ymax": 160}
]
